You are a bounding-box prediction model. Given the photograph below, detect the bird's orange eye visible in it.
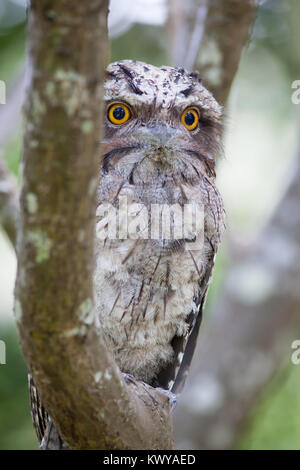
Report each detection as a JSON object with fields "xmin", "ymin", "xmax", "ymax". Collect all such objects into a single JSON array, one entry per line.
[
  {"xmin": 108, "ymin": 103, "xmax": 131, "ymax": 125},
  {"xmin": 181, "ymin": 108, "xmax": 199, "ymax": 131}
]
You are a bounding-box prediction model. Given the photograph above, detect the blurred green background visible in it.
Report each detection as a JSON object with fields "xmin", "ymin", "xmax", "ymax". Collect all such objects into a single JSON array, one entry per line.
[{"xmin": 0, "ymin": 0, "xmax": 299, "ymax": 449}]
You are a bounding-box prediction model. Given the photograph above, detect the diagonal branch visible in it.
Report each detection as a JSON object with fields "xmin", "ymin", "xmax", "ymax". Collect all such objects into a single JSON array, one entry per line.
[
  {"xmin": 168, "ymin": 0, "xmax": 257, "ymax": 104},
  {"xmin": 15, "ymin": 1, "xmax": 173, "ymax": 450}
]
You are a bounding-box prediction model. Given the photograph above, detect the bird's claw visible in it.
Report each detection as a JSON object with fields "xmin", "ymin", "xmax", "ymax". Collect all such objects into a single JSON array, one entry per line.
[
  {"xmin": 122, "ymin": 373, "xmax": 177, "ymax": 410},
  {"xmin": 122, "ymin": 372, "xmax": 137, "ymax": 384},
  {"xmin": 156, "ymin": 387, "xmax": 177, "ymax": 410}
]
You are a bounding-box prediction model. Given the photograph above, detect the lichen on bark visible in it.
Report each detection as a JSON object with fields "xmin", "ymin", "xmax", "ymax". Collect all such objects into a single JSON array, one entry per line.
[{"xmin": 15, "ymin": 0, "xmax": 174, "ymax": 450}]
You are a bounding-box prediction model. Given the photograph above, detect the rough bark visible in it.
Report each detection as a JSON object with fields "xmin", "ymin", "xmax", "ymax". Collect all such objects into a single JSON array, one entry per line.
[
  {"xmin": 168, "ymin": 0, "xmax": 257, "ymax": 104},
  {"xmin": 15, "ymin": 1, "xmax": 173, "ymax": 450}
]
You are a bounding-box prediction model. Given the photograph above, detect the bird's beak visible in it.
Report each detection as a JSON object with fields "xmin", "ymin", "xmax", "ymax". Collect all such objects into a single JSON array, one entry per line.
[{"xmin": 132, "ymin": 122, "xmax": 178, "ymax": 150}]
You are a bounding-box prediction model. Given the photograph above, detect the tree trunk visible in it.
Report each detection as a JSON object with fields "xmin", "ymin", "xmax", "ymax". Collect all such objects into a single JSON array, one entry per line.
[{"xmin": 15, "ymin": 1, "xmax": 173, "ymax": 450}]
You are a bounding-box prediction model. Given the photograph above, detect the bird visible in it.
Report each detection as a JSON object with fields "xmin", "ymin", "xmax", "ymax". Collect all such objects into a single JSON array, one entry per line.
[
  {"xmin": 29, "ymin": 59, "xmax": 225, "ymax": 445},
  {"xmin": 94, "ymin": 60, "xmax": 225, "ymax": 392}
]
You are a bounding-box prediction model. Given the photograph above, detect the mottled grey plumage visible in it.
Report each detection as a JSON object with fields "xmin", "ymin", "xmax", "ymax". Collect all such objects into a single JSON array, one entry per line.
[{"xmin": 94, "ymin": 60, "xmax": 225, "ymax": 391}]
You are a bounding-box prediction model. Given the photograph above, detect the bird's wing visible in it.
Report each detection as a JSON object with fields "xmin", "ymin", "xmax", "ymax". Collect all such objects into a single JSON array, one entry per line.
[
  {"xmin": 28, "ymin": 373, "xmax": 49, "ymax": 444},
  {"xmin": 156, "ymin": 248, "xmax": 217, "ymax": 394}
]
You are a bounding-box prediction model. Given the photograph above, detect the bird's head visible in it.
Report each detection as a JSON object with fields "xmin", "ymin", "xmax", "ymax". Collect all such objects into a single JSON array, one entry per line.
[{"xmin": 102, "ymin": 60, "xmax": 223, "ymax": 185}]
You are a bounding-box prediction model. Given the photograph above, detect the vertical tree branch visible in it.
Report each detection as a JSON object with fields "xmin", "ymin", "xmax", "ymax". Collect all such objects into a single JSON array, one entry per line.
[{"xmin": 15, "ymin": 1, "xmax": 173, "ymax": 450}]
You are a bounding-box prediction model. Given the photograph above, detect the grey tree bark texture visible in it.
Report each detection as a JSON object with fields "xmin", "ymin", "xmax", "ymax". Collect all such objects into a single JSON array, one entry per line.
[{"xmin": 14, "ymin": 1, "xmax": 173, "ymax": 450}]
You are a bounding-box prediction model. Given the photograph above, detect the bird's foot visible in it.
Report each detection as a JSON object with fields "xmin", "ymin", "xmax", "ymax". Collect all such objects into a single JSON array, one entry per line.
[
  {"xmin": 122, "ymin": 373, "xmax": 177, "ymax": 410},
  {"xmin": 122, "ymin": 372, "xmax": 137, "ymax": 385},
  {"xmin": 156, "ymin": 387, "xmax": 177, "ymax": 410}
]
